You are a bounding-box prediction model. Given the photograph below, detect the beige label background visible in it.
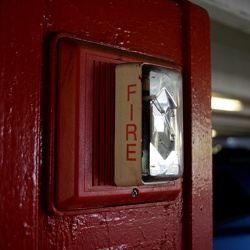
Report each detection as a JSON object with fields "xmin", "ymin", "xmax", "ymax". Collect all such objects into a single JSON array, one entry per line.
[{"xmin": 115, "ymin": 63, "xmax": 142, "ymax": 186}]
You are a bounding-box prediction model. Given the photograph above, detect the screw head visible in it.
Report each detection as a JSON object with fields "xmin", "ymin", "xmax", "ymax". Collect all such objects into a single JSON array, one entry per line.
[{"xmin": 131, "ymin": 188, "xmax": 139, "ymax": 198}]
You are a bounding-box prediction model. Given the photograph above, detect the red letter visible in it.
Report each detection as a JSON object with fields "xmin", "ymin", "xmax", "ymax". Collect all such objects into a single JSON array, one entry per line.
[
  {"xmin": 130, "ymin": 104, "xmax": 133, "ymax": 121},
  {"xmin": 127, "ymin": 84, "xmax": 136, "ymax": 101},
  {"xmin": 126, "ymin": 124, "xmax": 137, "ymax": 141},
  {"xmin": 126, "ymin": 144, "xmax": 136, "ymax": 161}
]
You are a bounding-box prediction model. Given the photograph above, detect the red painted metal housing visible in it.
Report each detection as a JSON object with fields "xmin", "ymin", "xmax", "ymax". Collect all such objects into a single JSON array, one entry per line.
[
  {"xmin": 49, "ymin": 34, "xmax": 181, "ymax": 213},
  {"xmin": 0, "ymin": 0, "xmax": 212, "ymax": 249}
]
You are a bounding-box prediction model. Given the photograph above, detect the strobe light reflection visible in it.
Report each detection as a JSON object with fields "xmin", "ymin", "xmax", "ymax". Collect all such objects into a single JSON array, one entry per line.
[{"xmin": 142, "ymin": 66, "xmax": 183, "ymax": 183}]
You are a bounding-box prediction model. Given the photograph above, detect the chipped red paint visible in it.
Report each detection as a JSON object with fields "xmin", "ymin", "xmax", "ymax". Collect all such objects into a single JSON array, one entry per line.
[{"xmin": 0, "ymin": 0, "xmax": 212, "ymax": 249}]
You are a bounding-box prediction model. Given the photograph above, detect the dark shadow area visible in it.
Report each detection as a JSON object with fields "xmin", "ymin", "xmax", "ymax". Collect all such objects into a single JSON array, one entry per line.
[
  {"xmin": 213, "ymin": 148, "xmax": 250, "ymax": 224},
  {"xmin": 213, "ymin": 144, "xmax": 250, "ymax": 249}
]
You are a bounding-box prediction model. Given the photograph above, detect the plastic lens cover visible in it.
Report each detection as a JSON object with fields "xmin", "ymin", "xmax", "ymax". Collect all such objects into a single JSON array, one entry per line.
[{"xmin": 141, "ymin": 65, "xmax": 183, "ymax": 183}]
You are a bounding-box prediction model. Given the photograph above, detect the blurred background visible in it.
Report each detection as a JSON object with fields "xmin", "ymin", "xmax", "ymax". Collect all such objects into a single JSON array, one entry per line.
[{"xmin": 190, "ymin": 0, "xmax": 250, "ymax": 249}]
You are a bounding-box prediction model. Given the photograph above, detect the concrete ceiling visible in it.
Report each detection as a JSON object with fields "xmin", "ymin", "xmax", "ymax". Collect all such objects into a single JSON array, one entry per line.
[
  {"xmin": 190, "ymin": 0, "xmax": 250, "ymax": 137},
  {"xmin": 191, "ymin": 0, "xmax": 250, "ymax": 33}
]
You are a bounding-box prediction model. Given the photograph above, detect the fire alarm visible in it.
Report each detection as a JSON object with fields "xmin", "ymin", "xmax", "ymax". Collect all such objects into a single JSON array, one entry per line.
[{"xmin": 115, "ymin": 63, "xmax": 183, "ymax": 186}]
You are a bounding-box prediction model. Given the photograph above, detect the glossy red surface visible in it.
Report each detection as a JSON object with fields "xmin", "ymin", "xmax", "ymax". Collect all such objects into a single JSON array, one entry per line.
[
  {"xmin": 49, "ymin": 35, "xmax": 181, "ymax": 213},
  {"xmin": 0, "ymin": 0, "xmax": 212, "ymax": 249}
]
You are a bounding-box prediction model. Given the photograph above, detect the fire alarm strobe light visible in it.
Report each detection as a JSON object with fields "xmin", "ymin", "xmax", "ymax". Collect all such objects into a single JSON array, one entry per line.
[{"xmin": 115, "ymin": 63, "xmax": 183, "ymax": 186}]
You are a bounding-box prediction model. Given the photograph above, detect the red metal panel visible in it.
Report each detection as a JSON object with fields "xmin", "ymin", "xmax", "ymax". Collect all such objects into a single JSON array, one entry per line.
[
  {"xmin": 181, "ymin": 2, "xmax": 212, "ymax": 249},
  {"xmin": 0, "ymin": 1, "xmax": 43, "ymax": 249},
  {"xmin": 44, "ymin": 0, "xmax": 186, "ymax": 247},
  {"xmin": 45, "ymin": 0, "xmax": 183, "ymax": 64},
  {"xmin": 0, "ymin": 0, "xmax": 212, "ymax": 249}
]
